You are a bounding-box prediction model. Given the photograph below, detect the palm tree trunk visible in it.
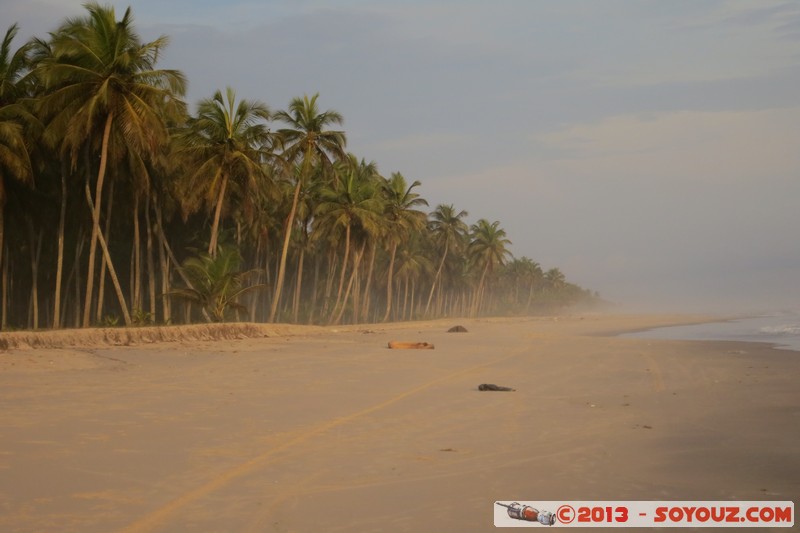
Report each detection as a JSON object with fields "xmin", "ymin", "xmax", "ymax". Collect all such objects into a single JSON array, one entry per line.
[
  {"xmin": 354, "ymin": 242, "xmax": 366, "ymax": 323},
  {"xmin": 0, "ymin": 247, "xmax": 7, "ymax": 330},
  {"xmin": 526, "ymin": 281, "xmax": 535, "ymax": 314},
  {"xmin": 145, "ymin": 194, "xmax": 157, "ymax": 320},
  {"xmin": 402, "ymin": 276, "xmax": 409, "ymax": 320},
  {"xmin": 34, "ymin": 228, "xmax": 43, "ymax": 328},
  {"xmin": 309, "ymin": 253, "xmax": 320, "ymax": 324},
  {"xmin": 26, "ymin": 216, "xmax": 42, "ymax": 329},
  {"xmin": 270, "ymin": 178, "xmax": 301, "ymax": 322},
  {"xmin": 410, "ymin": 279, "xmax": 417, "ymax": 320},
  {"xmin": 322, "ymin": 247, "xmax": 336, "ymax": 318},
  {"xmin": 154, "ymin": 197, "xmax": 171, "ymax": 323},
  {"xmin": 352, "ymin": 253, "xmax": 361, "ymax": 324},
  {"xmin": 82, "ymin": 112, "xmax": 114, "ymax": 328},
  {"xmin": 72, "ymin": 231, "xmax": 85, "ymax": 328},
  {"xmin": 471, "ymin": 263, "xmax": 490, "ymax": 317},
  {"xmin": 208, "ymin": 171, "xmax": 229, "ymax": 256},
  {"xmin": 332, "ymin": 223, "xmax": 351, "ymax": 319},
  {"xmin": 382, "ymin": 241, "xmax": 398, "ymax": 322},
  {"xmin": 85, "ymin": 182, "xmax": 132, "ymax": 326},
  {"xmin": 331, "ymin": 242, "xmax": 364, "ymax": 325},
  {"xmin": 153, "ymin": 200, "xmax": 212, "ymax": 323},
  {"xmin": 0, "ymin": 206, "xmax": 5, "ymax": 330},
  {"xmin": 53, "ymin": 170, "xmax": 67, "ymax": 328},
  {"xmin": 424, "ymin": 242, "xmax": 448, "ymax": 317},
  {"xmin": 132, "ymin": 190, "xmax": 142, "ymax": 312},
  {"xmin": 158, "ymin": 232, "xmax": 170, "ymax": 324},
  {"xmin": 262, "ymin": 233, "xmax": 273, "ymax": 322},
  {"xmin": 360, "ymin": 243, "xmax": 376, "ymax": 319},
  {"xmin": 292, "ymin": 245, "xmax": 305, "ymax": 323},
  {"xmin": 250, "ymin": 236, "xmax": 263, "ymax": 321},
  {"xmin": 96, "ymin": 180, "xmax": 115, "ymax": 323}
]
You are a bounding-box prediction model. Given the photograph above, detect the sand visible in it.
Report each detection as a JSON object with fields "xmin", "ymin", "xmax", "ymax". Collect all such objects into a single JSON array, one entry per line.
[{"xmin": 0, "ymin": 314, "xmax": 797, "ymax": 532}]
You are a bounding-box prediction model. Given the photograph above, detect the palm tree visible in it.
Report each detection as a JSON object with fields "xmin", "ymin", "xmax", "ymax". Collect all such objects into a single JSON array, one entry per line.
[
  {"xmin": 175, "ymin": 86, "xmax": 272, "ymax": 257},
  {"xmin": 0, "ymin": 24, "xmax": 34, "ymax": 329},
  {"xmin": 381, "ymin": 172, "xmax": 428, "ymax": 322},
  {"xmin": 36, "ymin": 3, "xmax": 186, "ymax": 327},
  {"xmin": 271, "ymin": 93, "xmax": 346, "ymax": 322},
  {"xmin": 468, "ymin": 219, "xmax": 511, "ymax": 316},
  {"xmin": 0, "ymin": 24, "xmax": 31, "ymax": 103},
  {"xmin": 423, "ymin": 204, "xmax": 468, "ymax": 316},
  {"xmin": 169, "ymin": 244, "xmax": 263, "ymax": 322},
  {"xmin": 289, "ymin": 164, "xmax": 324, "ymax": 323},
  {"xmin": 394, "ymin": 234, "xmax": 433, "ymax": 320},
  {"xmin": 506, "ymin": 256, "xmax": 543, "ymax": 312},
  {"xmin": 544, "ymin": 267, "xmax": 566, "ymax": 291},
  {"xmin": 314, "ymin": 155, "xmax": 383, "ymax": 324}
]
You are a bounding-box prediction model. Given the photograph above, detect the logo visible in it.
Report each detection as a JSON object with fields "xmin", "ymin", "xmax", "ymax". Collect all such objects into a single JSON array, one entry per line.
[
  {"xmin": 496, "ymin": 502, "xmax": 556, "ymax": 526},
  {"xmin": 494, "ymin": 501, "xmax": 794, "ymax": 528}
]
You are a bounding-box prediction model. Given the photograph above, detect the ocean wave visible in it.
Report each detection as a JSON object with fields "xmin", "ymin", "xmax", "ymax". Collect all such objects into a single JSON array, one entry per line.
[{"xmin": 759, "ymin": 324, "xmax": 800, "ymax": 335}]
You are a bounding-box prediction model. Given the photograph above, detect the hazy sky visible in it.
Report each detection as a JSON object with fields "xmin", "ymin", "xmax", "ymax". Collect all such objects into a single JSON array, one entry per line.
[{"xmin": 5, "ymin": 0, "xmax": 800, "ymax": 313}]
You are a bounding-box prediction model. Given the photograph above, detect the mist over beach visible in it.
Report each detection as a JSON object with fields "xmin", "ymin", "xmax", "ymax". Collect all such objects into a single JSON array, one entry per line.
[{"xmin": 1, "ymin": 1, "xmax": 799, "ymax": 531}]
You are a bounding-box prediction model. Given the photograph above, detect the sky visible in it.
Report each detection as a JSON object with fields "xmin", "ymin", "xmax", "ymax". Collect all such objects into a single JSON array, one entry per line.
[{"xmin": 4, "ymin": 0, "xmax": 800, "ymax": 313}]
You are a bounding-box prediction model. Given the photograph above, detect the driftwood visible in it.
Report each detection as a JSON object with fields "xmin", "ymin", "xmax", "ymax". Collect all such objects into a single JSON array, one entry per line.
[
  {"xmin": 478, "ymin": 383, "xmax": 515, "ymax": 391},
  {"xmin": 387, "ymin": 341, "xmax": 435, "ymax": 350}
]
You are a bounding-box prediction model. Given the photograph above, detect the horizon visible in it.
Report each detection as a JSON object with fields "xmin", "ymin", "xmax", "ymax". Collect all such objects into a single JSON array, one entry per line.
[{"xmin": 5, "ymin": 0, "xmax": 800, "ymax": 314}]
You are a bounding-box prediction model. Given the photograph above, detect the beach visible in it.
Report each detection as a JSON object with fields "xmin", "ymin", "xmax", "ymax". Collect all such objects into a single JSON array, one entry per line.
[{"xmin": 0, "ymin": 314, "xmax": 797, "ymax": 532}]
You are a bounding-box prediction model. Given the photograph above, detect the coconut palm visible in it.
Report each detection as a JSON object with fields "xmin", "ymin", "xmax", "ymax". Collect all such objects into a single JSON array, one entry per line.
[
  {"xmin": 394, "ymin": 233, "xmax": 433, "ymax": 320},
  {"xmin": 0, "ymin": 24, "xmax": 32, "ymax": 104},
  {"xmin": 380, "ymin": 172, "xmax": 428, "ymax": 322},
  {"xmin": 0, "ymin": 23, "xmax": 33, "ymax": 203},
  {"xmin": 36, "ymin": 3, "xmax": 186, "ymax": 326},
  {"xmin": 468, "ymin": 219, "xmax": 511, "ymax": 316},
  {"xmin": 175, "ymin": 86, "xmax": 272, "ymax": 257},
  {"xmin": 169, "ymin": 244, "xmax": 263, "ymax": 322},
  {"xmin": 507, "ymin": 257, "xmax": 543, "ymax": 312},
  {"xmin": 544, "ymin": 267, "xmax": 566, "ymax": 291},
  {"xmin": 289, "ymin": 163, "xmax": 325, "ymax": 323},
  {"xmin": 314, "ymin": 155, "xmax": 383, "ymax": 324},
  {"xmin": 423, "ymin": 204, "xmax": 468, "ymax": 316},
  {"xmin": 270, "ymin": 93, "xmax": 346, "ymax": 322},
  {"xmin": 0, "ymin": 24, "xmax": 34, "ymax": 329}
]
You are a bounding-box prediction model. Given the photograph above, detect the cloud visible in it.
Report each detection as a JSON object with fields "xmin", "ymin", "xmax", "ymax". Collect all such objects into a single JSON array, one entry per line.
[
  {"xmin": 367, "ymin": 132, "xmax": 474, "ymax": 161},
  {"xmin": 2, "ymin": 0, "xmax": 84, "ymax": 39},
  {"xmin": 6, "ymin": 0, "xmax": 799, "ymax": 312},
  {"xmin": 534, "ymin": 108, "xmax": 800, "ymax": 183},
  {"xmin": 416, "ymin": 107, "xmax": 800, "ymax": 310}
]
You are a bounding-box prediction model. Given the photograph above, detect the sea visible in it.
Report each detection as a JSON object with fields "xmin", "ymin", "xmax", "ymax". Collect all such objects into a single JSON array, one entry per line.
[{"xmin": 622, "ymin": 311, "xmax": 800, "ymax": 353}]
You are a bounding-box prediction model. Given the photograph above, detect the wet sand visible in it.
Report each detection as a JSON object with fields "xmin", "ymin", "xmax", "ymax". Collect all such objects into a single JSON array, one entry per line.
[{"xmin": 1, "ymin": 314, "xmax": 798, "ymax": 532}]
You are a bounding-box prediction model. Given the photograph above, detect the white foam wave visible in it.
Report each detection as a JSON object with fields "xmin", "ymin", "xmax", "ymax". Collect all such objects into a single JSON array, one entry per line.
[{"xmin": 759, "ymin": 324, "xmax": 800, "ymax": 335}]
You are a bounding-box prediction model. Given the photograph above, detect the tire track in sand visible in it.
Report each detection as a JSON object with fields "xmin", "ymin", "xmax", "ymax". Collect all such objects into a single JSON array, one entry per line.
[{"xmin": 121, "ymin": 344, "xmax": 531, "ymax": 533}]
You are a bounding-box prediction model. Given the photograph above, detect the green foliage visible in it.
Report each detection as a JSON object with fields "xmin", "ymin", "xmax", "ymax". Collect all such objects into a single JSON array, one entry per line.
[
  {"xmin": 169, "ymin": 245, "xmax": 263, "ymax": 322},
  {"xmin": 131, "ymin": 309, "xmax": 154, "ymax": 327},
  {"xmin": 101, "ymin": 315, "xmax": 120, "ymax": 328},
  {"xmin": 0, "ymin": 5, "xmax": 601, "ymax": 331}
]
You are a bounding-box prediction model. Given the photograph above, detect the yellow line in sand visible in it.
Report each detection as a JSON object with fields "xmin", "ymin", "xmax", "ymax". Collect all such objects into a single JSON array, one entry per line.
[{"xmin": 121, "ymin": 345, "xmax": 530, "ymax": 532}]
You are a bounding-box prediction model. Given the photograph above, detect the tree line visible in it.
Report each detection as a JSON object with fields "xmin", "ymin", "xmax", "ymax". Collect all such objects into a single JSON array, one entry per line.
[{"xmin": 0, "ymin": 4, "xmax": 601, "ymax": 330}]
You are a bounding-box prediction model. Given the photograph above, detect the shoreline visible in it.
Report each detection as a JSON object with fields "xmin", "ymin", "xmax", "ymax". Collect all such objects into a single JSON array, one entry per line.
[{"xmin": 0, "ymin": 312, "xmax": 723, "ymax": 352}]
